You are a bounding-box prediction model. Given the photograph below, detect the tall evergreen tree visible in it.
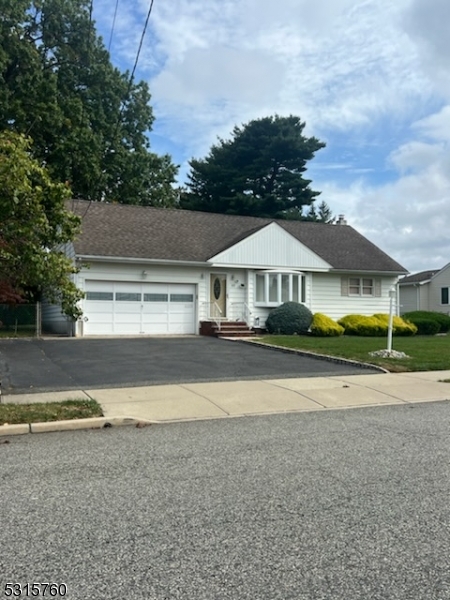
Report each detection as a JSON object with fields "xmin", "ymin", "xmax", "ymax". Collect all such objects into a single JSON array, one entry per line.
[
  {"xmin": 180, "ymin": 115, "xmax": 325, "ymax": 219},
  {"xmin": 0, "ymin": 0, "xmax": 178, "ymax": 205}
]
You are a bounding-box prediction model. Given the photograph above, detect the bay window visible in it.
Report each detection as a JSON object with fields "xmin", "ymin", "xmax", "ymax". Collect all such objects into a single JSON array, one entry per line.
[{"xmin": 255, "ymin": 271, "xmax": 305, "ymax": 306}]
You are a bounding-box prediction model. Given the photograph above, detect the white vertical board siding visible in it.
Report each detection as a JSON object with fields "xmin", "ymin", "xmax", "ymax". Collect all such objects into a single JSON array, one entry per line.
[
  {"xmin": 429, "ymin": 266, "xmax": 450, "ymax": 314},
  {"xmin": 209, "ymin": 222, "xmax": 330, "ymax": 270},
  {"xmin": 311, "ymin": 273, "xmax": 399, "ymax": 320}
]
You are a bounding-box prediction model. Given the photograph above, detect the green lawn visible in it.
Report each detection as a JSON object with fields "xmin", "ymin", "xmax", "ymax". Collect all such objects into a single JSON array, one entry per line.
[
  {"xmin": 256, "ymin": 334, "xmax": 450, "ymax": 372},
  {"xmin": 0, "ymin": 399, "xmax": 103, "ymax": 426}
]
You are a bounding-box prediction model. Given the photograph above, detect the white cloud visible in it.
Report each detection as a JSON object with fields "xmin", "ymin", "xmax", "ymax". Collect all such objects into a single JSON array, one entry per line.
[
  {"xmin": 321, "ymin": 148, "xmax": 450, "ymax": 272},
  {"xmin": 92, "ymin": 0, "xmax": 450, "ymax": 273},
  {"xmin": 153, "ymin": 47, "xmax": 284, "ymax": 106},
  {"xmin": 403, "ymin": 0, "xmax": 450, "ymax": 95},
  {"xmin": 413, "ymin": 105, "xmax": 450, "ymax": 141}
]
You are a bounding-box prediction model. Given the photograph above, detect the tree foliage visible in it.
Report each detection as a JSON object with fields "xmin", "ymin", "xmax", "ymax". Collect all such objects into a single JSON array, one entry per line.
[
  {"xmin": 0, "ymin": 131, "xmax": 83, "ymax": 317},
  {"xmin": 180, "ymin": 115, "xmax": 326, "ymax": 219},
  {"xmin": 0, "ymin": 0, "xmax": 178, "ymax": 206},
  {"xmin": 303, "ymin": 200, "xmax": 335, "ymax": 223}
]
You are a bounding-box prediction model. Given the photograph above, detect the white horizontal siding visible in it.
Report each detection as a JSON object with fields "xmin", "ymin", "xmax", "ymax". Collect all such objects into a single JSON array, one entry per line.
[
  {"xmin": 223, "ymin": 270, "xmax": 247, "ymax": 321},
  {"xmin": 209, "ymin": 222, "xmax": 330, "ymax": 270},
  {"xmin": 311, "ymin": 273, "xmax": 399, "ymax": 321},
  {"xmin": 429, "ymin": 266, "xmax": 450, "ymax": 314}
]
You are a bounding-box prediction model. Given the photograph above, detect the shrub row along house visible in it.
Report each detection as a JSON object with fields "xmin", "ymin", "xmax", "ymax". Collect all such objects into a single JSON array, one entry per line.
[{"xmin": 43, "ymin": 201, "xmax": 408, "ymax": 336}]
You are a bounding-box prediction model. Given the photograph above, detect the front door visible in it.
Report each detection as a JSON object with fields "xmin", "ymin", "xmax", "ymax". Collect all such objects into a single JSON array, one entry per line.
[{"xmin": 210, "ymin": 275, "xmax": 227, "ymax": 318}]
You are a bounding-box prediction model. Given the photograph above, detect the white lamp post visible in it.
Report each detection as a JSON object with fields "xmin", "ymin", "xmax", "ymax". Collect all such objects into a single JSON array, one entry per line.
[{"xmin": 387, "ymin": 286, "xmax": 396, "ymax": 354}]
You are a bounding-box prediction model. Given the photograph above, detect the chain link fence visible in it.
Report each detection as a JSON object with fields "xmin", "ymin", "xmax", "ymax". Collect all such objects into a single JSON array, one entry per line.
[{"xmin": 0, "ymin": 304, "xmax": 41, "ymax": 337}]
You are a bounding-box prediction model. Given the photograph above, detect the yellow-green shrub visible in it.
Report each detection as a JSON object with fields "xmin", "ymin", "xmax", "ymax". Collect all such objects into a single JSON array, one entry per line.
[
  {"xmin": 310, "ymin": 313, "xmax": 344, "ymax": 336},
  {"xmin": 372, "ymin": 314, "xmax": 417, "ymax": 336},
  {"xmin": 338, "ymin": 313, "xmax": 417, "ymax": 336},
  {"xmin": 338, "ymin": 314, "xmax": 387, "ymax": 336}
]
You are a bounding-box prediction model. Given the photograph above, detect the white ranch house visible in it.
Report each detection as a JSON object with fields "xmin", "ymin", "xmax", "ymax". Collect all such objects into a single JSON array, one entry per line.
[
  {"xmin": 399, "ymin": 265, "xmax": 450, "ymax": 315},
  {"xmin": 43, "ymin": 201, "xmax": 407, "ymax": 336}
]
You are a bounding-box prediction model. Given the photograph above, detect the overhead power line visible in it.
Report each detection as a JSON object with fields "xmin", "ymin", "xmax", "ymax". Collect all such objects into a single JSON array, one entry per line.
[
  {"xmin": 129, "ymin": 0, "xmax": 155, "ymax": 87},
  {"xmin": 108, "ymin": 0, "xmax": 120, "ymax": 53}
]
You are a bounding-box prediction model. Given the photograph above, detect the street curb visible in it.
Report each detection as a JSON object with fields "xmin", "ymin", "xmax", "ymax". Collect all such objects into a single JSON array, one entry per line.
[
  {"xmin": 237, "ymin": 338, "xmax": 389, "ymax": 373},
  {"xmin": 0, "ymin": 423, "xmax": 30, "ymax": 436},
  {"xmin": 0, "ymin": 416, "xmax": 155, "ymax": 437}
]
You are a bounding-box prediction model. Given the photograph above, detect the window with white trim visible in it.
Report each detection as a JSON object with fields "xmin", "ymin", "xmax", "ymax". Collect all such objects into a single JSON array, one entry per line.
[
  {"xmin": 341, "ymin": 277, "xmax": 381, "ymax": 297},
  {"xmin": 441, "ymin": 287, "xmax": 449, "ymax": 305},
  {"xmin": 255, "ymin": 272, "xmax": 305, "ymax": 306}
]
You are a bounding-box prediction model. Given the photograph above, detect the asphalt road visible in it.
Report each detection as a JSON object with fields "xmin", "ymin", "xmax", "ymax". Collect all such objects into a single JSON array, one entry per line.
[
  {"xmin": 1, "ymin": 402, "xmax": 450, "ymax": 599},
  {"xmin": 0, "ymin": 337, "xmax": 380, "ymax": 394}
]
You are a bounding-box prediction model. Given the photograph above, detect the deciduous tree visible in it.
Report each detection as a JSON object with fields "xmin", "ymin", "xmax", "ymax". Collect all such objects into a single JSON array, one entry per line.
[
  {"xmin": 0, "ymin": 0, "xmax": 178, "ymax": 206},
  {"xmin": 0, "ymin": 131, "xmax": 83, "ymax": 317}
]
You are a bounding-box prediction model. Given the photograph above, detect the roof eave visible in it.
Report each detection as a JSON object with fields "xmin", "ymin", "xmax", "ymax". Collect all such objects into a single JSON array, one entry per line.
[
  {"xmin": 76, "ymin": 254, "xmax": 209, "ymax": 267},
  {"xmin": 330, "ymin": 268, "xmax": 408, "ymax": 276}
]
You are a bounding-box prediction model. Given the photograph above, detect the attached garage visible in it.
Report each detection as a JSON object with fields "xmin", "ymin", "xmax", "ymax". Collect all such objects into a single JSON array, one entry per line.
[{"xmin": 83, "ymin": 281, "xmax": 196, "ymax": 335}]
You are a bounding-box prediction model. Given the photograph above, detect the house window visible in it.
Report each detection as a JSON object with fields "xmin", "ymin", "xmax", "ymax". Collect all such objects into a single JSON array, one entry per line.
[
  {"xmin": 442, "ymin": 288, "xmax": 449, "ymax": 305},
  {"xmin": 341, "ymin": 277, "xmax": 381, "ymax": 297},
  {"xmin": 254, "ymin": 272, "xmax": 305, "ymax": 306},
  {"xmin": 255, "ymin": 274, "xmax": 265, "ymax": 302}
]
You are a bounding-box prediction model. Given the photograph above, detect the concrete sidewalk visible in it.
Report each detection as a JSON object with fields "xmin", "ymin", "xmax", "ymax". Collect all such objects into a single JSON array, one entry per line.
[{"xmin": 3, "ymin": 370, "xmax": 450, "ymax": 424}]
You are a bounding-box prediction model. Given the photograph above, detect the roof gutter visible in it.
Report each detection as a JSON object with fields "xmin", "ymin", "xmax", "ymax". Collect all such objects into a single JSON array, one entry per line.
[
  {"xmin": 331, "ymin": 269, "xmax": 407, "ymax": 276},
  {"xmin": 76, "ymin": 255, "xmax": 209, "ymax": 267}
]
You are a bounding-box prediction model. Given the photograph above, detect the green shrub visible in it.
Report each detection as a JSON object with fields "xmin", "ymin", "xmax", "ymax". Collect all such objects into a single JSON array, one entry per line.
[
  {"xmin": 266, "ymin": 302, "xmax": 313, "ymax": 335},
  {"xmin": 338, "ymin": 314, "xmax": 387, "ymax": 336},
  {"xmin": 402, "ymin": 310, "xmax": 450, "ymax": 333},
  {"xmin": 372, "ymin": 314, "xmax": 417, "ymax": 336},
  {"xmin": 310, "ymin": 313, "xmax": 344, "ymax": 336},
  {"xmin": 406, "ymin": 318, "xmax": 440, "ymax": 335}
]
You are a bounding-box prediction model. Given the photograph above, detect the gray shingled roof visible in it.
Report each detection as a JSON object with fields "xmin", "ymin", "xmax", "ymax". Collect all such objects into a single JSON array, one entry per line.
[
  {"xmin": 69, "ymin": 200, "xmax": 407, "ymax": 273},
  {"xmin": 399, "ymin": 269, "xmax": 440, "ymax": 284}
]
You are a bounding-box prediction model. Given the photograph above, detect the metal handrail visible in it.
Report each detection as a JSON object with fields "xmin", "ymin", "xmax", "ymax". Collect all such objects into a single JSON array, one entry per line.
[
  {"xmin": 231, "ymin": 301, "xmax": 252, "ymax": 323},
  {"xmin": 202, "ymin": 301, "xmax": 224, "ymax": 331}
]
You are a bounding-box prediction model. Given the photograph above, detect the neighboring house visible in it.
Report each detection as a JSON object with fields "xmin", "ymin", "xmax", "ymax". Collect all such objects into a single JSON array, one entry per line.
[
  {"xmin": 399, "ymin": 265, "xmax": 450, "ymax": 315},
  {"xmin": 43, "ymin": 201, "xmax": 407, "ymax": 336}
]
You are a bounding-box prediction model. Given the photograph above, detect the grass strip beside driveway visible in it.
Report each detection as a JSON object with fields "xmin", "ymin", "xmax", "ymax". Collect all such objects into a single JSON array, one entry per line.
[
  {"xmin": 0, "ymin": 399, "xmax": 103, "ymax": 425},
  {"xmin": 257, "ymin": 335, "xmax": 450, "ymax": 372}
]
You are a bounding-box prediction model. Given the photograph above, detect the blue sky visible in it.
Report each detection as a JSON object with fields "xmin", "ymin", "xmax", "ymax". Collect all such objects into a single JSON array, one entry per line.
[{"xmin": 92, "ymin": 0, "xmax": 450, "ymax": 274}]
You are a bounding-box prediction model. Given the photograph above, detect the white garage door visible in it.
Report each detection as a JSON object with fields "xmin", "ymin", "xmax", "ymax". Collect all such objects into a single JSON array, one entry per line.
[{"xmin": 83, "ymin": 281, "xmax": 196, "ymax": 335}]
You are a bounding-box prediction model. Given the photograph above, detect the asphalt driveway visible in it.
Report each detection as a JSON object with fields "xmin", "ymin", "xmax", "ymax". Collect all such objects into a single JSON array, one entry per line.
[{"xmin": 0, "ymin": 337, "xmax": 381, "ymax": 394}]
